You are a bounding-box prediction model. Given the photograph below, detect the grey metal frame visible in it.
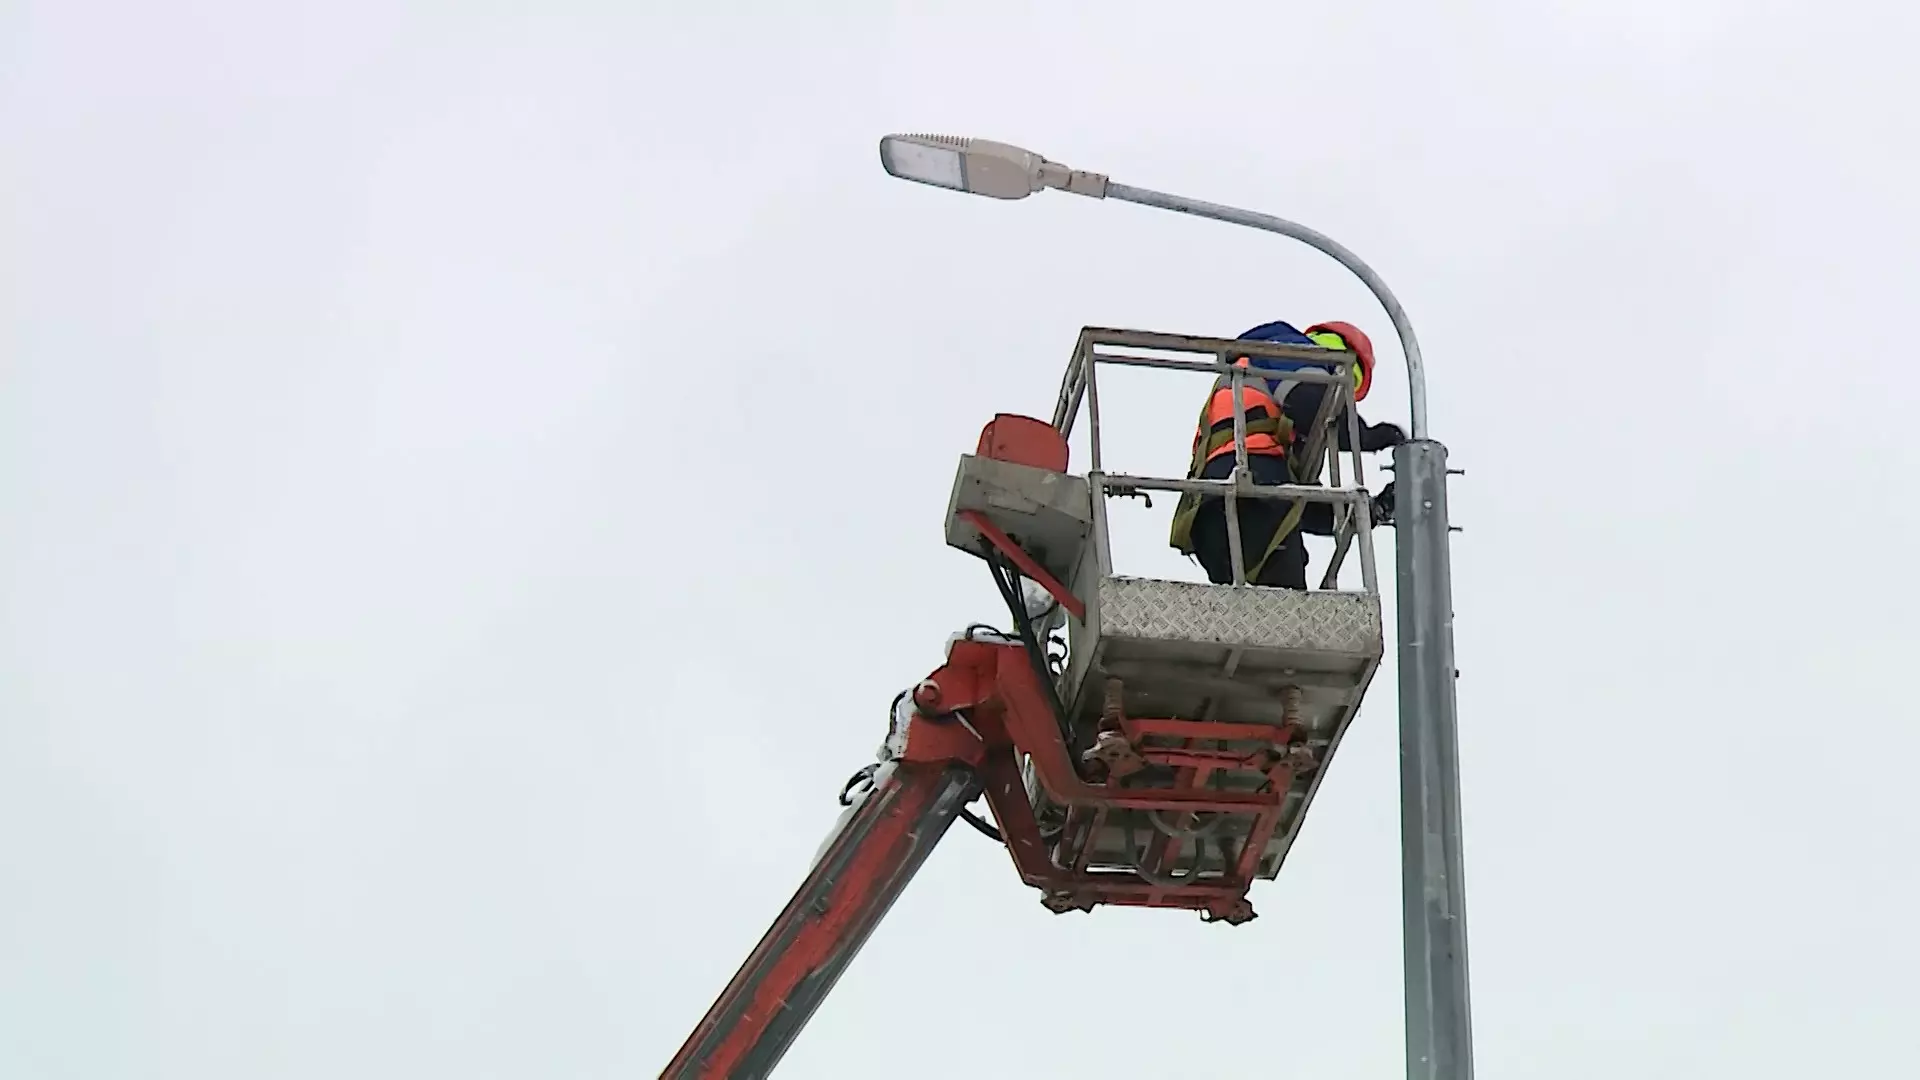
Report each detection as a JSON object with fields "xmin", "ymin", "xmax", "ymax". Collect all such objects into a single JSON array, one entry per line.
[
  {"xmin": 1048, "ymin": 327, "xmax": 1379, "ymax": 595},
  {"xmin": 1008, "ymin": 325, "xmax": 1388, "ymax": 890}
]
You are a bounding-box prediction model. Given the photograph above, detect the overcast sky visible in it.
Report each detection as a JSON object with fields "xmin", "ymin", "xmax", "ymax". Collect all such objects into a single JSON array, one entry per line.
[{"xmin": 5, "ymin": 3, "xmax": 1919, "ymax": 1078}]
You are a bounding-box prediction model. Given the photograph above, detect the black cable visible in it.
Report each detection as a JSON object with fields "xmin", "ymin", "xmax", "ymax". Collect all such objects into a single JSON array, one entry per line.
[
  {"xmin": 1005, "ymin": 572, "xmax": 1074, "ymax": 753},
  {"xmin": 839, "ymin": 688, "xmax": 914, "ymax": 807},
  {"xmin": 838, "ymin": 764, "xmax": 877, "ymax": 806},
  {"xmin": 958, "ymin": 806, "xmax": 1003, "ymax": 843},
  {"xmin": 983, "ymin": 551, "xmax": 1080, "ymax": 759}
]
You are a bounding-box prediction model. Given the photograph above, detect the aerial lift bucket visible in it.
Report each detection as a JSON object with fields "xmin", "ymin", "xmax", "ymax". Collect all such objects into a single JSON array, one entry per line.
[
  {"xmin": 663, "ymin": 326, "xmax": 1387, "ymax": 1078},
  {"xmin": 943, "ymin": 327, "xmax": 1386, "ymax": 910}
]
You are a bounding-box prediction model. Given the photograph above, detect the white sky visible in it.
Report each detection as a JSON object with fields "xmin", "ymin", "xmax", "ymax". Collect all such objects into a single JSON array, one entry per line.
[{"xmin": 5, "ymin": 3, "xmax": 1919, "ymax": 1078}]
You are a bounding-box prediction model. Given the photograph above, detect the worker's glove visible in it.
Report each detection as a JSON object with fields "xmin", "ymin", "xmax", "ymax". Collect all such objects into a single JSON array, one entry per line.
[
  {"xmin": 1369, "ymin": 481, "xmax": 1397, "ymax": 527},
  {"xmin": 1361, "ymin": 421, "xmax": 1408, "ymax": 452}
]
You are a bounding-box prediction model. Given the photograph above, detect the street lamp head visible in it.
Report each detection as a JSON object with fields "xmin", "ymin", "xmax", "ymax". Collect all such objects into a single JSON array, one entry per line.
[
  {"xmin": 878, "ymin": 134, "xmax": 1109, "ymax": 201},
  {"xmin": 878, "ymin": 134, "xmax": 1043, "ymax": 199}
]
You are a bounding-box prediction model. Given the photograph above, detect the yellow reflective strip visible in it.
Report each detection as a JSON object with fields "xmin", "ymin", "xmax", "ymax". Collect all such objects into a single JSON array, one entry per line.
[{"xmin": 1306, "ymin": 330, "xmax": 1363, "ymax": 393}]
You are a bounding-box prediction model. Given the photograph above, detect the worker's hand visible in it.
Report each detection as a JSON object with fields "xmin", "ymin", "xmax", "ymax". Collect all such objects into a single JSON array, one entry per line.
[
  {"xmin": 1369, "ymin": 481, "xmax": 1397, "ymax": 527},
  {"xmin": 1361, "ymin": 421, "xmax": 1408, "ymax": 452}
]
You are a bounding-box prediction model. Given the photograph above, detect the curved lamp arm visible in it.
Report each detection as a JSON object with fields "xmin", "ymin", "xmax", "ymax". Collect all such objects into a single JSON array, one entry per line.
[{"xmin": 878, "ymin": 133, "xmax": 1431, "ymax": 439}]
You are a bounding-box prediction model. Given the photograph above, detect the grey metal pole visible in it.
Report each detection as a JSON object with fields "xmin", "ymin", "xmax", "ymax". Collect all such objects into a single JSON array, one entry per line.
[
  {"xmin": 1393, "ymin": 439, "xmax": 1473, "ymax": 1080},
  {"xmin": 1097, "ymin": 181, "xmax": 1475, "ymax": 1080}
]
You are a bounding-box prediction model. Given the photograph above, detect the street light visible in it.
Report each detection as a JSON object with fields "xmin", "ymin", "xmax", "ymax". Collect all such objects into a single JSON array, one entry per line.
[
  {"xmin": 878, "ymin": 134, "xmax": 1109, "ymax": 200},
  {"xmin": 878, "ymin": 132, "xmax": 1476, "ymax": 1080}
]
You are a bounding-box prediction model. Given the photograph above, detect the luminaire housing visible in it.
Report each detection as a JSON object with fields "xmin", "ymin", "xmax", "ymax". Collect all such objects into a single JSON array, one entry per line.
[{"xmin": 878, "ymin": 134, "xmax": 1107, "ymax": 200}]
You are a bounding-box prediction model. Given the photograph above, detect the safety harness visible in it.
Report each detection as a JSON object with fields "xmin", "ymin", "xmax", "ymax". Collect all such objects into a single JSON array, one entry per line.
[{"xmin": 1167, "ymin": 322, "xmax": 1373, "ymax": 581}]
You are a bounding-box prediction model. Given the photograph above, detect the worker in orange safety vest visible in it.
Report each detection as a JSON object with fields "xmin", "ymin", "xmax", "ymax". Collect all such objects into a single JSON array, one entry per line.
[{"xmin": 1168, "ymin": 320, "xmax": 1405, "ymax": 589}]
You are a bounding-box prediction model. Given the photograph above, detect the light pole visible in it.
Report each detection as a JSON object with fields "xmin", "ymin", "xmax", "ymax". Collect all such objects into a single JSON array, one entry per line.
[{"xmin": 879, "ymin": 134, "xmax": 1475, "ymax": 1080}]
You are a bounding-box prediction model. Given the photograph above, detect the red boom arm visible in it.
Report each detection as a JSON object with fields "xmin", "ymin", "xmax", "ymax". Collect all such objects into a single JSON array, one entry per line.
[{"xmin": 665, "ymin": 630, "xmax": 1311, "ymax": 1076}]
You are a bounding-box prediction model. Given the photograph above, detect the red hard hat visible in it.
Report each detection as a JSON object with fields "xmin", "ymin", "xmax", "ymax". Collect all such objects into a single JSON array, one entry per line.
[{"xmin": 1304, "ymin": 321, "xmax": 1374, "ymax": 402}]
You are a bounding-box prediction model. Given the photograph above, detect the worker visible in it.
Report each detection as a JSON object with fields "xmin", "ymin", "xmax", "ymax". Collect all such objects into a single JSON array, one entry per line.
[
  {"xmin": 1280, "ymin": 319, "xmax": 1406, "ymax": 529},
  {"xmin": 1168, "ymin": 320, "xmax": 1405, "ymax": 590}
]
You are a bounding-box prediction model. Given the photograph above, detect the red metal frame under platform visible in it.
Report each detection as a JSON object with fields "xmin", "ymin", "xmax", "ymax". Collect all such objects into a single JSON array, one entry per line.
[
  {"xmin": 912, "ymin": 635, "xmax": 1310, "ymax": 926},
  {"xmin": 664, "ymin": 409, "xmax": 1322, "ymax": 1077}
]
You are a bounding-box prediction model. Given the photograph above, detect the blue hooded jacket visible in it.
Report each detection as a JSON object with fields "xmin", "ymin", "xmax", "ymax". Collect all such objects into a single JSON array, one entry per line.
[
  {"xmin": 1234, "ymin": 320, "xmax": 1396, "ymax": 457},
  {"xmin": 1234, "ymin": 321, "xmax": 1338, "ymax": 388}
]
